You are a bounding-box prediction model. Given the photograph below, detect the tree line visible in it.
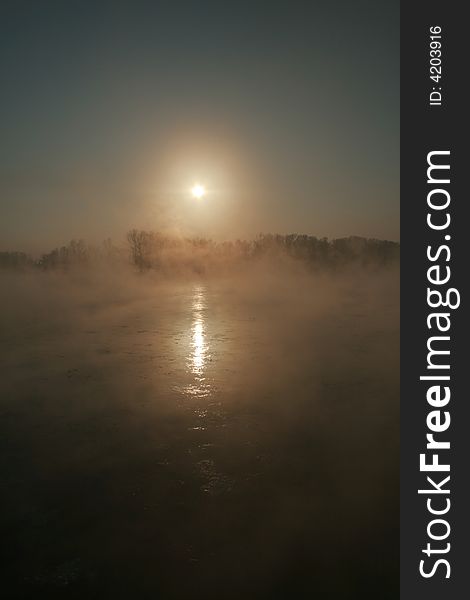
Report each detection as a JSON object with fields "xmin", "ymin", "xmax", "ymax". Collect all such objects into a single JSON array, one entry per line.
[{"xmin": 0, "ymin": 231, "xmax": 399, "ymax": 273}]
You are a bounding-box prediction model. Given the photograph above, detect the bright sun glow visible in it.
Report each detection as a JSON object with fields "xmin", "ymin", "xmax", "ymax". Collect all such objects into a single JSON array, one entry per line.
[{"xmin": 191, "ymin": 183, "xmax": 206, "ymax": 199}]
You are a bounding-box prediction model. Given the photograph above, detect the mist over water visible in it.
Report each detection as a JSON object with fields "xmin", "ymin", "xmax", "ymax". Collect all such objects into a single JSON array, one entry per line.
[{"xmin": 0, "ymin": 261, "xmax": 399, "ymax": 599}]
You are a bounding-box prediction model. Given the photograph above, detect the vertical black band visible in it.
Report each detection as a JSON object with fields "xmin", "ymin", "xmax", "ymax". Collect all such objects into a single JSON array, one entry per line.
[{"xmin": 401, "ymin": 2, "xmax": 467, "ymax": 597}]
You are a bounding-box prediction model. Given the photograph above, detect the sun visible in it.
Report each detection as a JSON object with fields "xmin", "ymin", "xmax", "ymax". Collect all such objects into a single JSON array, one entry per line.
[{"xmin": 191, "ymin": 183, "xmax": 206, "ymax": 199}]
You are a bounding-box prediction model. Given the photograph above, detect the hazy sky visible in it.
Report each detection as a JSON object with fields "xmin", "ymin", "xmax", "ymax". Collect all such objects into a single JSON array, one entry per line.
[{"xmin": 0, "ymin": 0, "xmax": 399, "ymax": 251}]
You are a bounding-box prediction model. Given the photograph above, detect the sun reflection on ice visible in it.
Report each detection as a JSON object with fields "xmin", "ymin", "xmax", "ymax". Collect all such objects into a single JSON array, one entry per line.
[
  {"xmin": 186, "ymin": 286, "xmax": 211, "ymax": 398},
  {"xmin": 192, "ymin": 318, "xmax": 206, "ymax": 373}
]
